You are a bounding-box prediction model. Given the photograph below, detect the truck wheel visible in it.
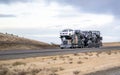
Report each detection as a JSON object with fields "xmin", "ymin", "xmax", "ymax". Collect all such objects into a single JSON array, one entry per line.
[
  {"xmin": 70, "ymin": 47, "xmax": 73, "ymax": 49},
  {"xmin": 61, "ymin": 47, "xmax": 64, "ymax": 49}
]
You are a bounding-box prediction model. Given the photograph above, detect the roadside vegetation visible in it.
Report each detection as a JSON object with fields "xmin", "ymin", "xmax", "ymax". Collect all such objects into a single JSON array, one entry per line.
[
  {"xmin": 0, "ymin": 50, "xmax": 120, "ymax": 75},
  {"xmin": 0, "ymin": 32, "xmax": 57, "ymax": 50}
]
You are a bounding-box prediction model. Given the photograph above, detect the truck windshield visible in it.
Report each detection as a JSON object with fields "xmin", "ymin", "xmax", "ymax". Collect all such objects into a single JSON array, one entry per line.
[{"xmin": 62, "ymin": 30, "xmax": 68, "ymax": 32}]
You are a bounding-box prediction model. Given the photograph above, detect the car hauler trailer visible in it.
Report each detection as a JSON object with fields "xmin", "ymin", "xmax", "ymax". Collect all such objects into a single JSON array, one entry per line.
[{"xmin": 60, "ymin": 29, "xmax": 102, "ymax": 49}]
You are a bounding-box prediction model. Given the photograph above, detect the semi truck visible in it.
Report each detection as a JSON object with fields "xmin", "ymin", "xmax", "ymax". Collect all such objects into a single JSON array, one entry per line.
[{"xmin": 60, "ymin": 29, "xmax": 102, "ymax": 49}]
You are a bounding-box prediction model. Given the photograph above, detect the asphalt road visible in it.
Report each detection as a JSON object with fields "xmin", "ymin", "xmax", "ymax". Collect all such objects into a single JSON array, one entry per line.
[{"xmin": 0, "ymin": 46, "xmax": 120, "ymax": 60}]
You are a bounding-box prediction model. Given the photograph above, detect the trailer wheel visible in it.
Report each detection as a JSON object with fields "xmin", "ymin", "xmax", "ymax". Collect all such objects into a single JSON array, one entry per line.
[{"xmin": 61, "ymin": 47, "xmax": 64, "ymax": 49}]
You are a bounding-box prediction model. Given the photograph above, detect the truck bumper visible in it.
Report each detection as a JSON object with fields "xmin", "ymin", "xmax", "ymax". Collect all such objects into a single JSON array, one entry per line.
[{"xmin": 60, "ymin": 44, "xmax": 72, "ymax": 49}]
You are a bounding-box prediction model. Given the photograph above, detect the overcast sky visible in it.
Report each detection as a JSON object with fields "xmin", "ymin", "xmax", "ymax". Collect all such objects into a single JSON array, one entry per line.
[{"xmin": 0, "ymin": 0, "xmax": 120, "ymax": 44}]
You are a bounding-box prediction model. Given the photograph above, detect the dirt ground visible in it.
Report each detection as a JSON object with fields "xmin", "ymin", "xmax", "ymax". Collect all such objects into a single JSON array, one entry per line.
[
  {"xmin": 103, "ymin": 42, "xmax": 120, "ymax": 47},
  {"xmin": 0, "ymin": 50, "xmax": 120, "ymax": 75},
  {"xmin": 86, "ymin": 67, "xmax": 120, "ymax": 75}
]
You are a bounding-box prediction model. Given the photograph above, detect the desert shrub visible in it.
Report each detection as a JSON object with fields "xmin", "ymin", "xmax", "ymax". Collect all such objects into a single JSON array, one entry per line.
[
  {"xmin": 74, "ymin": 53, "xmax": 79, "ymax": 56},
  {"xmin": 17, "ymin": 70, "xmax": 27, "ymax": 75},
  {"xmin": 30, "ymin": 68, "xmax": 42, "ymax": 75},
  {"xmin": 65, "ymin": 56, "xmax": 70, "ymax": 58},
  {"xmin": 47, "ymin": 62, "xmax": 50, "ymax": 64},
  {"xmin": 73, "ymin": 71, "xmax": 80, "ymax": 75},
  {"xmin": 84, "ymin": 57, "xmax": 88, "ymax": 59},
  {"xmin": 49, "ymin": 72, "xmax": 58, "ymax": 75},
  {"xmin": 106, "ymin": 51, "xmax": 112, "ymax": 55},
  {"xmin": 114, "ymin": 51, "xmax": 117, "ymax": 54},
  {"xmin": 96, "ymin": 53, "xmax": 99, "ymax": 57},
  {"xmin": 69, "ymin": 58, "xmax": 73, "ymax": 61},
  {"xmin": 12, "ymin": 61, "xmax": 26, "ymax": 66},
  {"xmin": 52, "ymin": 57, "xmax": 57, "ymax": 60},
  {"xmin": 85, "ymin": 52, "xmax": 89, "ymax": 55},
  {"xmin": 88, "ymin": 53, "xmax": 93, "ymax": 56},
  {"xmin": 50, "ymin": 67, "xmax": 58, "ymax": 73},
  {"xmin": 96, "ymin": 52, "xmax": 102, "ymax": 57},
  {"xmin": 59, "ymin": 55, "xmax": 66, "ymax": 61},
  {"xmin": 69, "ymin": 61, "xmax": 73, "ymax": 64},
  {"xmin": 77, "ymin": 61, "xmax": 83, "ymax": 64},
  {"xmin": 11, "ymin": 34, "xmax": 14, "ymax": 36},
  {"xmin": 5, "ymin": 32, "xmax": 8, "ymax": 34},
  {"xmin": 59, "ymin": 67, "xmax": 64, "ymax": 71},
  {"xmin": 79, "ymin": 57, "xmax": 81, "ymax": 59},
  {"xmin": 59, "ymin": 55, "xmax": 65, "ymax": 59},
  {"xmin": 0, "ymin": 67, "xmax": 9, "ymax": 75},
  {"xmin": 62, "ymin": 58, "xmax": 65, "ymax": 61},
  {"xmin": 42, "ymin": 58, "xmax": 45, "ymax": 61},
  {"xmin": 41, "ymin": 67, "xmax": 60, "ymax": 75}
]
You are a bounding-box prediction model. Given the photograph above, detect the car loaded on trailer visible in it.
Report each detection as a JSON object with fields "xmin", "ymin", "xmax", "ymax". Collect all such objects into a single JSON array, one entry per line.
[{"xmin": 60, "ymin": 29, "xmax": 102, "ymax": 49}]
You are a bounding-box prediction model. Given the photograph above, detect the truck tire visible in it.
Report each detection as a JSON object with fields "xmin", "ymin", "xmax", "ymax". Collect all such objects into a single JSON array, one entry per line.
[{"xmin": 61, "ymin": 47, "xmax": 64, "ymax": 49}]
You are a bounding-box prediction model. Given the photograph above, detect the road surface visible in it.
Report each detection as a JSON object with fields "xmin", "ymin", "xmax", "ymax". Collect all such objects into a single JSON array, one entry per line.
[{"xmin": 0, "ymin": 46, "xmax": 120, "ymax": 60}]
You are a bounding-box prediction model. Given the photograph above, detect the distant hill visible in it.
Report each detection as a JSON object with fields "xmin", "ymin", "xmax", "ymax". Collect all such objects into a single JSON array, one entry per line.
[{"xmin": 0, "ymin": 32, "xmax": 57, "ymax": 50}]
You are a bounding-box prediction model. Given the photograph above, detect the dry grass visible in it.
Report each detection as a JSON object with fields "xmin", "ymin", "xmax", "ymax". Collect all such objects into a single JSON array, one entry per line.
[
  {"xmin": 77, "ymin": 61, "xmax": 83, "ymax": 64},
  {"xmin": 73, "ymin": 53, "xmax": 79, "ymax": 56},
  {"xmin": 12, "ymin": 61, "xmax": 26, "ymax": 66},
  {"xmin": 96, "ymin": 52, "xmax": 102, "ymax": 57},
  {"xmin": 0, "ymin": 63, "xmax": 62, "ymax": 75},
  {"xmin": 0, "ymin": 32, "xmax": 57, "ymax": 50},
  {"xmin": 0, "ymin": 50, "xmax": 120, "ymax": 75},
  {"xmin": 73, "ymin": 71, "xmax": 80, "ymax": 75},
  {"xmin": 103, "ymin": 42, "xmax": 120, "ymax": 47}
]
